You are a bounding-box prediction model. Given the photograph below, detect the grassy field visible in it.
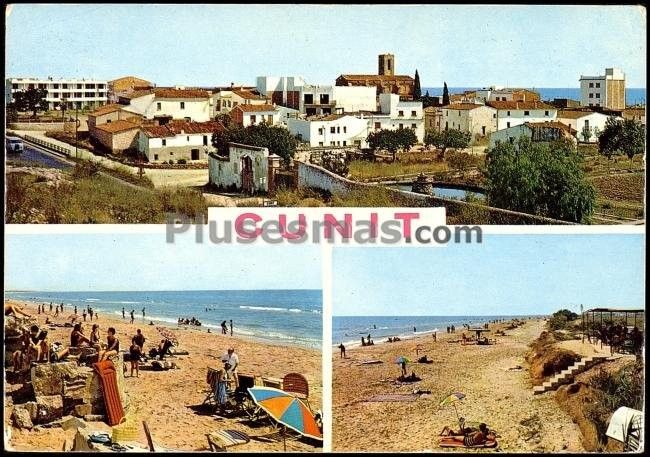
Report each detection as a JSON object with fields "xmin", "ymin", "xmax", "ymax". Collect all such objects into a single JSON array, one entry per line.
[
  {"xmin": 6, "ymin": 166, "xmax": 208, "ymax": 223},
  {"xmin": 348, "ymin": 160, "xmax": 449, "ymax": 180}
]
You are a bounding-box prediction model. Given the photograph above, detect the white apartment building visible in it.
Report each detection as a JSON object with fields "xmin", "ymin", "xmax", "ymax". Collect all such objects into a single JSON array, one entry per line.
[
  {"xmin": 579, "ymin": 68, "xmax": 626, "ymax": 110},
  {"xmin": 121, "ymin": 88, "xmax": 211, "ymax": 122},
  {"xmin": 556, "ymin": 110, "xmax": 617, "ymax": 143},
  {"xmin": 298, "ymin": 85, "xmax": 377, "ymax": 115},
  {"xmin": 287, "ymin": 114, "xmax": 369, "ymax": 147},
  {"xmin": 6, "ymin": 77, "xmax": 108, "ymax": 110},
  {"xmin": 441, "ymin": 103, "xmax": 497, "ymax": 138},
  {"xmin": 487, "ymin": 101, "xmax": 557, "ymax": 131},
  {"xmin": 364, "ymin": 93, "xmax": 425, "ymax": 142},
  {"xmin": 255, "ymin": 76, "xmax": 305, "ymax": 110}
]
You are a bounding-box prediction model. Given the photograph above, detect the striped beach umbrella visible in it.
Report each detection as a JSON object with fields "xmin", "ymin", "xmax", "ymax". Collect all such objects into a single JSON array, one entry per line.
[{"xmin": 247, "ymin": 387, "xmax": 322, "ymax": 442}]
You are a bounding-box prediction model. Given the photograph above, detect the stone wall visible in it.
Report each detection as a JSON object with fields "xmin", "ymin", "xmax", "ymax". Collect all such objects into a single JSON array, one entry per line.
[
  {"xmin": 296, "ymin": 161, "xmax": 575, "ymax": 225},
  {"xmin": 9, "ymin": 122, "xmax": 68, "ymax": 131}
]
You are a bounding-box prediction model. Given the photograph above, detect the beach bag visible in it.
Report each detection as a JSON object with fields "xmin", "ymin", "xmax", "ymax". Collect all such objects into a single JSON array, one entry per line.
[{"xmin": 111, "ymin": 410, "xmax": 139, "ymax": 443}]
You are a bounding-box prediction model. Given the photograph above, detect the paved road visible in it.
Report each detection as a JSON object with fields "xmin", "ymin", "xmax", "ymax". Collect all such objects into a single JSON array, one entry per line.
[{"xmin": 6, "ymin": 144, "xmax": 72, "ymax": 170}]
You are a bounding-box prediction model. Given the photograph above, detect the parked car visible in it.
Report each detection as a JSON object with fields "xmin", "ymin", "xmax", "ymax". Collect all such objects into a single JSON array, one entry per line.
[{"xmin": 6, "ymin": 136, "xmax": 24, "ymax": 154}]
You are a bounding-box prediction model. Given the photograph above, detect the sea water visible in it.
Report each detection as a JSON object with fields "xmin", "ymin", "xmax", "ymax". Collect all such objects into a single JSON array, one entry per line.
[
  {"xmin": 422, "ymin": 87, "xmax": 646, "ymax": 106},
  {"xmin": 7, "ymin": 289, "xmax": 322, "ymax": 349},
  {"xmin": 333, "ymin": 315, "xmax": 539, "ymax": 348}
]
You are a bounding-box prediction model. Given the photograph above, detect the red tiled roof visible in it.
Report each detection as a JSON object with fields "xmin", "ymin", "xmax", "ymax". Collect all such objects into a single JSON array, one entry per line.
[
  {"xmin": 557, "ymin": 109, "xmax": 598, "ymax": 119},
  {"xmin": 141, "ymin": 120, "xmax": 225, "ymax": 138},
  {"xmin": 232, "ymin": 89, "xmax": 266, "ymax": 100},
  {"xmin": 486, "ymin": 101, "xmax": 555, "ymax": 110},
  {"xmin": 525, "ymin": 121, "xmax": 577, "ymax": 135},
  {"xmin": 89, "ymin": 104, "xmax": 123, "ymax": 117},
  {"xmin": 441, "ymin": 103, "xmax": 490, "ymax": 111},
  {"xmin": 338, "ymin": 74, "xmax": 414, "ymax": 82},
  {"xmin": 120, "ymin": 89, "xmax": 155, "ymax": 99},
  {"xmin": 95, "ymin": 120, "xmax": 140, "ymax": 133},
  {"xmin": 232, "ymin": 104, "xmax": 277, "ymax": 113},
  {"xmin": 153, "ymin": 88, "xmax": 210, "ymax": 99}
]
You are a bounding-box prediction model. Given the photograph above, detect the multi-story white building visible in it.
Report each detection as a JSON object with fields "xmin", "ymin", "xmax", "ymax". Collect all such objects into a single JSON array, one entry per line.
[
  {"xmin": 255, "ymin": 76, "xmax": 305, "ymax": 110},
  {"xmin": 298, "ymin": 85, "xmax": 377, "ymax": 116},
  {"xmin": 120, "ymin": 88, "xmax": 211, "ymax": 122},
  {"xmin": 441, "ymin": 103, "xmax": 497, "ymax": 138},
  {"xmin": 287, "ymin": 114, "xmax": 369, "ymax": 147},
  {"xmin": 487, "ymin": 101, "xmax": 557, "ymax": 131},
  {"xmin": 363, "ymin": 93, "xmax": 424, "ymax": 142},
  {"xmin": 579, "ymin": 68, "xmax": 626, "ymax": 110},
  {"xmin": 6, "ymin": 77, "xmax": 108, "ymax": 110}
]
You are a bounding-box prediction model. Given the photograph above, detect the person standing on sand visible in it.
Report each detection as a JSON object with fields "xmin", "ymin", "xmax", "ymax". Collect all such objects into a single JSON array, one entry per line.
[
  {"xmin": 339, "ymin": 343, "xmax": 346, "ymax": 358},
  {"xmin": 82, "ymin": 310, "xmax": 87, "ymax": 321},
  {"xmin": 130, "ymin": 310, "xmax": 135, "ymax": 324},
  {"xmin": 74, "ymin": 305, "xmax": 77, "ymax": 315},
  {"xmin": 50, "ymin": 302, "xmax": 53, "ymax": 313},
  {"xmin": 122, "ymin": 307, "xmax": 125, "ymax": 319},
  {"xmin": 89, "ymin": 308, "xmax": 94, "ymax": 320},
  {"xmin": 230, "ymin": 320, "xmax": 233, "ymax": 336},
  {"xmin": 221, "ymin": 320, "xmax": 228, "ymax": 335}
]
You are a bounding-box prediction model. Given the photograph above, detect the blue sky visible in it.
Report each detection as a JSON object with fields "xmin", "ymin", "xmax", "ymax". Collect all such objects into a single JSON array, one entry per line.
[
  {"xmin": 332, "ymin": 234, "xmax": 645, "ymax": 316},
  {"xmin": 5, "ymin": 4, "xmax": 646, "ymax": 87},
  {"xmin": 5, "ymin": 233, "xmax": 322, "ymax": 291}
]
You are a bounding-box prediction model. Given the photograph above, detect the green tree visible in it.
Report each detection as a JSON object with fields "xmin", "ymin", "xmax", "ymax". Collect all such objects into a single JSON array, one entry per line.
[
  {"xmin": 598, "ymin": 117, "xmax": 645, "ymax": 159},
  {"xmin": 486, "ymin": 137, "xmax": 596, "ymax": 223},
  {"xmin": 424, "ymin": 128, "xmax": 470, "ymax": 153},
  {"xmin": 367, "ymin": 128, "xmax": 415, "ymax": 162},
  {"xmin": 442, "ymin": 82, "xmax": 450, "ymax": 106},
  {"xmin": 414, "ymin": 69, "xmax": 422, "ymax": 100},
  {"xmin": 581, "ymin": 125, "xmax": 592, "ymax": 143},
  {"xmin": 212, "ymin": 123, "xmax": 299, "ymax": 164},
  {"xmin": 215, "ymin": 112, "xmax": 233, "ymax": 128},
  {"xmin": 7, "ymin": 102, "xmax": 18, "ymax": 123},
  {"xmin": 13, "ymin": 88, "xmax": 48, "ymax": 118}
]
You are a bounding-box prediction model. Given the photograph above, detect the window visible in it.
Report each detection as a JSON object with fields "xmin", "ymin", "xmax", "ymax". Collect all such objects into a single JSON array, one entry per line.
[
  {"xmin": 107, "ymin": 119, "xmax": 111, "ymax": 123},
  {"xmin": 53, "ymin": 84, "xmax": 59, "ymax": 89},
  {"xmin": 595, "ymin": 93, "xmax": 600, "ymax": 98},
  {"xmin": 318, "ymin": 142, "xmax": 324, "ymax": 146},
  {"xmin": 589, "ymin": 93, "xmax": 593, "ymax": 98},
  {"xmin": 250, "ymin": 115, "xmax": 256, "ymax": 124},
  {"xmin": 411, "ymin": 110, "xmax": 417, "ymax": 117},
  {"xmin": 162, "ymin": 139, "xmax": 166, "ymax": 146},
  {"xmin": 52, "ymin": 93, "xmax": 59, "ymax": 98},
  {"xmin": 506, "ymin": 122, "xmax": 511, "ymax": 128},
  {"xmin": 318, "ymin": 128, "xmax": 324, "ymax": 135},
  {"xmin": 330, "ymin": 141, "xmax": 335, "ymax": 146},
  {"xmin": 589, "ymin": 82, "xmax": 594, "ymax": 88},
  {"xmin": 12, "ymin": 84, "xmax": 17, "ymax": 89},
  {"xmin": 154, "ymin": 154, "xmax": 159, "ymax": 161},
  {"xmin": 411, "ymin": 123, "xmax": 417, "ymax": 129},
  {"xmin": 77, "ymin": 84, "xmax": 82, "ymax": 89},
  {"xmin": 337, "ymin": 141, "xmax": 340, "ymax": 146},
  {"xmin": 399, "ymin": 123, "xmax": 404, "ymax": 129},
  {"xmin": 38, "ymin": 84, "xmax": 46, "ymax": 89},
  {"xmin": 374, "ymin": 122, "xmax": 381, "ymax": 130},
  {"xmin": 545, "ymin": 111, "xmax": 549, "ymax": 116},
  {"xmin": 343, "ymin": 141, "xmax": 347, "ymax": 146},
  {"xmin": 330, "ymin": 127, "xmax": 336, "ymax": 133},
  {"xmin": 203, "ymin": 135, "xmax": 208, "ymax": 146},
  {"xmin": 507, "ymin": 111, "xmax": 511, "ymax": 116},
  {"xmin": 180, "ymin": 102, "xmax": 185, "ymax": 109},
  {"xmin": 187, "ymin": 136, "xmax": 190, "ymax": 141},
  {"xmin": 524, "ymin": 111, "xmax": 530, "ymax": 116},
  {"xmin": 304, "ymin": 94, "xmax": 313, "ymax": 104},
  {"xmin": 398, "ymin": 110, "xmax": 404, "ymax": 117},
  {"xmin": 343, "ymin": 126, "xmax": 347, "ymax": 133},
  {"xmin": 336, "ymin": 127, "xmax": 340, "ymax": 133},
  {"xmin": 62, "ymin": 84, "xmax": 68, "ymax": 89},
  {"xmin": 458, "ymin": 111, "xmax": 461, "ymax": 116},
  {"xmin": 320, "ymin": 94, "xmax": 329, "ymax": 104},
  {"xmin": 595, "ymin": 82, "xmax": 600, "ymax": 88},
  {"xmin": 267, "ymin": 115, "xmax": 273, "ymax": 124},
  {"xmin": 86, "ymin": 84, "xmax": 95, "ymax": 89},
  {"xmin": 157, "ymin": 102, "xmax": 161, "ymax": 111}
]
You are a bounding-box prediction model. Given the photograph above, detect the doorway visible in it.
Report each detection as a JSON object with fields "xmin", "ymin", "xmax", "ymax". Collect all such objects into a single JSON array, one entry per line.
[{"xmin": 240, "ymin": 156, "xmax": 254, "ymax": 195}]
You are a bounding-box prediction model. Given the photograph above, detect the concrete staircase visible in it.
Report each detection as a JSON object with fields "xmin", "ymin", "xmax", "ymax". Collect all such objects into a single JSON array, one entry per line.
[{"xmin": 533, "ymin": 355, "xmax": 611, "ymax": 395}]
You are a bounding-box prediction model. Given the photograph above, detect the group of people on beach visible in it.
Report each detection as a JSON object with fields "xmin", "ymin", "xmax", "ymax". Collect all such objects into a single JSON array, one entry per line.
[
  {"xmin": 121, "ymin": 307, "xmax": 145, "ymax": 324},
  {"xmin": 179, "ymin": 316, "xmax": 203, "ymax": 326},
  {"xmin": 361, "ymin": 334, "xmax": 374, "ymax": 346},
  {"xmin": 221, "ymin": 320, "xmax": 233, "ymax": 335}
]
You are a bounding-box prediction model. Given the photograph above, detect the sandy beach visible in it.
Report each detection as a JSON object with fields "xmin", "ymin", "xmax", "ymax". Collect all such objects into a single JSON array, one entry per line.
[
  {"xmin": 332, "ymin": 318, "xmax": 585, "ymax": 452},
  {"xmin": 4, "ymin": 299, "xmax": 322, "ymax": 452}
]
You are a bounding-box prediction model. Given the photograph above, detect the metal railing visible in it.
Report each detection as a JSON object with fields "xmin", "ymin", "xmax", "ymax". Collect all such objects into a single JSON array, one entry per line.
[{"xmin": 23, "ymin": 134, "xmax": 73, "ymax": 156}]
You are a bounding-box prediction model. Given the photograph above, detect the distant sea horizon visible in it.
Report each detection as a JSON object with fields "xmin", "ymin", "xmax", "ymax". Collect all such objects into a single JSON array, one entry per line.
[
  {"xmin": 333, "ymin": 314, "xmax": 544, "ymax": 348},
  {"xmin": 7, "ymin": 289, "xmax": 322, "ymax": 349},
  {"xmin": 422, "ymin": 87, "xmax": 646, "ymax": 106}
]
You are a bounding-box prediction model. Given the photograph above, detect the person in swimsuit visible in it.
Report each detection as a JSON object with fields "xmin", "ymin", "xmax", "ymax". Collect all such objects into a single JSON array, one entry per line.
[
  {"xmin": 99, "ymin": 327, "xmax": 120, "ymax": 361},
  {"xmin": 71, "ymin": 323, "xmax": 91, "ymax": 347}
]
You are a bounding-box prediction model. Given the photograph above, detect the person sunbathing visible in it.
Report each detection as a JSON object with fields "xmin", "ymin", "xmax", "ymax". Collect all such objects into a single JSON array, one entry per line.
[
  {"xmin": 98, "ymin": 327, "xmax": 120, "ymax": 361},
  {"xmin": 5, "ymin": 303, "xmax": 32, "ymax": 318},
  {"xmin": 440, "ymin": 418, "xmax": 469, "ymax": 436},
  {"xmin": 441, "ymin": 423, "xmax": 494, "ymax": 446}
]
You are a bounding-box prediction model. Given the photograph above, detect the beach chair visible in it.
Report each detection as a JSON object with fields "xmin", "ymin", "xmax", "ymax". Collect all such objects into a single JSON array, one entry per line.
[
  {"xmin": 282, "ymin": 373, "xmax": 311, "ymax": 410},
  {"xmin": 206, "ymin": 430, "xmax": 251, "ymax": 452}
]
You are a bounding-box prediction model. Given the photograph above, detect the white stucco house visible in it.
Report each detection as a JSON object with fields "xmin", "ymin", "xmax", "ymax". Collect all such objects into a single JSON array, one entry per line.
[
  {"xmin": 231, "ymin": 104, "xmax": 281, "ymax": 127},
  {"xmin": 359, "ymin": 93, "xmax": 425, "ymax": 142},
  {"xmin": 137, "ymin": 120, "xmax": 223, "ymax": 163},
  {"xmin": 556, "ymin": 110, "xmax": 618, "ymax": 143},
  {"xmin": 121, "ymin": 88, "xmax": 211, "ymax": 122},
  {"xmin": 487, "ymin": 101, "xmax": 557, "ymax": 131},
  {"xmin": 441, "ymin": 103, "xmax": 497, "ymax": 138},
  {"xmin": 298, "ymin": 84, "xmax": 377, "ymax": 115},
  {"xmin": 287, "ymin": 114, "xmax": 369, "ymax": 148}
]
